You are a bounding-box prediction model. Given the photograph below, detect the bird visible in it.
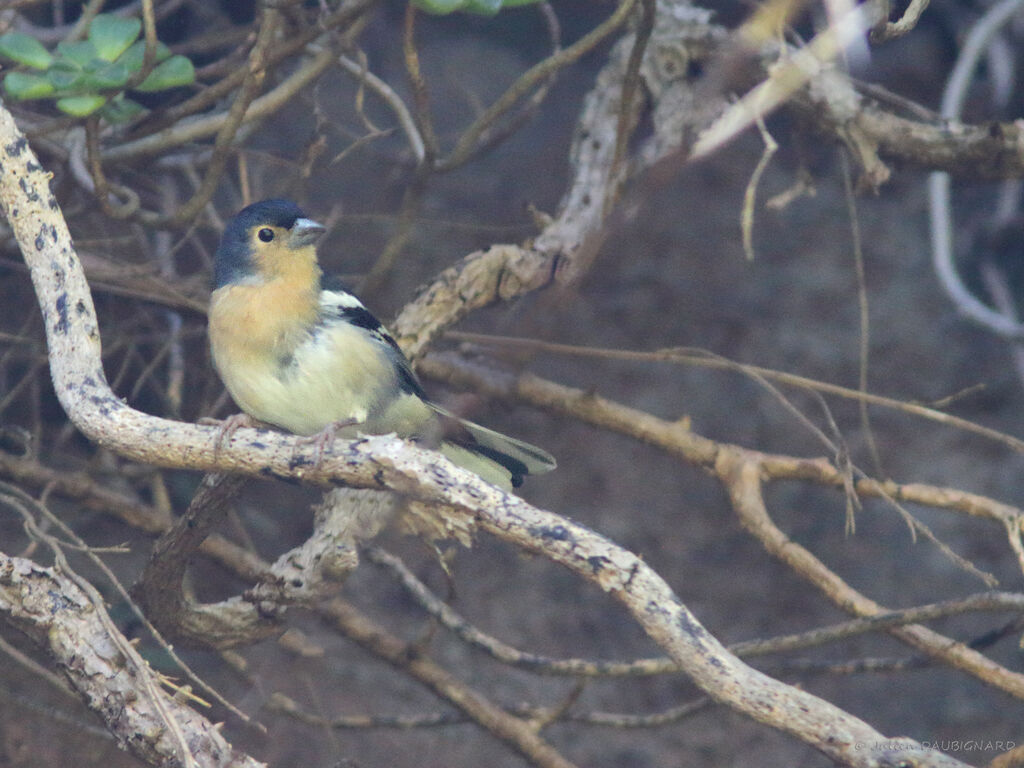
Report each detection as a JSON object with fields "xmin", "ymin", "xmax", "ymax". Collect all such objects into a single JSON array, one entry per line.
[{"xmin": 207, "ymin": 198, "xmax": 556, "ymax": 490}]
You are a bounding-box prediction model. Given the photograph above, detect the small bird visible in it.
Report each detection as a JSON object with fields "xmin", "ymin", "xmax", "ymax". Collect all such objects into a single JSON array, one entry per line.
[{"xmin": 208, "ymin": 199, "xmax": 556, "ymax": 489}]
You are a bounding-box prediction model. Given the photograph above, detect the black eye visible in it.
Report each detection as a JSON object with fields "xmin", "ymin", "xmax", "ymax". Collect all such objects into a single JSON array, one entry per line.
[{"xmin": 257, "ymin": 228, "xmax": 274, "ymax": 242}]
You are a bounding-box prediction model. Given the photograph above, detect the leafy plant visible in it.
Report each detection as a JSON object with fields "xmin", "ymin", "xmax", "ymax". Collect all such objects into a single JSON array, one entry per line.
[
  {"xmin": 0, "ymin": 13, "xmax": 195, "ymax": 121},
  {"xmin": 411, "ymin": 0, "xmax": 542, "ymax": 16}
]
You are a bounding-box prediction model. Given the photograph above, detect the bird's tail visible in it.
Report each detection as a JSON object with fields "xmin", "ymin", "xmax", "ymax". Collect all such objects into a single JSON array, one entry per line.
[{"xmin": 431, "ymin": 405, "xmax": 556, "ymax": 489}]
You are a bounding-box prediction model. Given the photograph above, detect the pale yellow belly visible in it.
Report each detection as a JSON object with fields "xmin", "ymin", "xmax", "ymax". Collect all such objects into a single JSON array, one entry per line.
[
  {"xmin": 213, "ymin": 341, "xmax": 376, "ymax": 435},
  {"xmin": 211, "ymin": 322, "xmax": 433, "ymax": 438}
]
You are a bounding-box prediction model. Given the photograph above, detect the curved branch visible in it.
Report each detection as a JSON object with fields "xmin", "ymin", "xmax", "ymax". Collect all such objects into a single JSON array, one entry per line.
[
  {"xmin": 0, "ymin": 555, "xmax": 265, "ymax": 768},
  {"xmin": 391, "ymin": 21, "xmax": 650, "ymax": 356},
  {"xmin": 337, "ymin": 53, "xmax": 425, "ymax": 163},
  {"xmin": 436, "ymin": 0, "xmax": 638, "ymax": 173},
  {"xmin": 718, "ymin": 450, "xmax": 1024, "ymax": 700},
  {"xmin": 927, "ymin": 0, "xmax": 1024, "ymax": 339},
  {"xmin": 0, "ymin": 103, "xmax": 971, "ymax": 768},
  {"xmin": 132, "ymin": 472, "xmax": 281, "ymax": 647},
  {"xmin": 419, "ymin": 352, "xmax": 1024, "ymax": 702},
  {"xmin": 374, "ymin": 545, "xmax": 1024, "ymax": 675}
]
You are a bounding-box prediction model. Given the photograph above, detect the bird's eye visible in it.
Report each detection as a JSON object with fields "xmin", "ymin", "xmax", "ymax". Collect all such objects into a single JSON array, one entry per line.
[{"xmin": 257, "ymin": 228, "xmax": 274, "ymax": 243}]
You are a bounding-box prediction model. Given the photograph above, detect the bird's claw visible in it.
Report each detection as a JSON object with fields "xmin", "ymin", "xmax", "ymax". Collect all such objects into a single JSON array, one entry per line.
[
  {"xmin": 206, "ymin": 413, "xmax": 261, "ymax": 455},
  {"xmin": 297, "ymin": 417, "xmax": 361, "ymax": 467}
]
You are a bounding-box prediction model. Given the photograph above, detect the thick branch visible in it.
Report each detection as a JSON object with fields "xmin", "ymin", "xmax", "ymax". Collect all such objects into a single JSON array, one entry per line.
[
  {"xmin": 0, "ymin": 104, "xmax": 971, "ymax": 767},
  {"xmin": 420, "ymin": 353, "xmax": 1024, "ymax": 702},
  {"xmin": 794, "ymin": 89, "xmax": 1024, "ymax": 180},
  {"xmin": 132, "ymin": 472, "xmax": 281, "ymax": 647},
  {"xmin": 391, "ymin": 13, "xmax": 656, "ymax": 357},
  {"xmin": 0, "ymin": 555, "xmax": 264, "ymax": 768}
]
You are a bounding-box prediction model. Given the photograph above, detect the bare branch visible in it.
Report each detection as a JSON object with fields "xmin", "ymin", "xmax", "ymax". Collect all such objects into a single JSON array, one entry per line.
[
  {"xmin": 321, "ymin": 598, "xmax": 580, "ymax": 768},
  {"xmin": 436, "ymin": 0, "xmax": 639, "ymax": 173},
  {"xmin": 0, "ymin": 554, "xmax": 265, "ymax": 768},
  {"xmin": 337, "ymin": 52, "xmax": 425, "ymax": 164},
  {"xmin": 719, "ymin": 450, "xmax": 1024, "ymax": 701},
  {"xmin": 420, "ymin": 352, "xmax": 1024, "ymax": 702},
  {"xmin": 0, "ymin": 101, "xmax": 972, "ymax": 767},
  {"xmin": 102, "ymin": 46, "xmax": 337, "ymax": 164},
  {"xmin": 133, "ymin": 472, "xmax": 278, "ymax": 647},
  {"xmin": 870, "ymin": 0, "xmax": 931, "ymax": 42}
]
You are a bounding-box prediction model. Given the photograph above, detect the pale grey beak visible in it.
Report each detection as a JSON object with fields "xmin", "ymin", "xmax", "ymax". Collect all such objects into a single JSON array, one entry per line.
[{"xmin": 290, "ymin": 218, "xmax": 326, "ymax": 248}]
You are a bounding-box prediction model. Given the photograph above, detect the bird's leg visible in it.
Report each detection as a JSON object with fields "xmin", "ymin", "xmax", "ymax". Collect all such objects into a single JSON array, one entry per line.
[
  {"xmin": 200, "ymin": 412, "xmax": 263, "ymax": 455},
  {"xmin": 297, "ymin": 417, "xmax": 362, "ymax": 466}
]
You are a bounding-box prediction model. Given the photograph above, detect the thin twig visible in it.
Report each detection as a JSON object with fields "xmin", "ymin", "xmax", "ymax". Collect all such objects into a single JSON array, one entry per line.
[
  {"xmin": 103, "ymin": 44, "xmax": 337, "ymax": 163},
  {"xmin": 402, "ymin": 4, "xmax": 440, "ymax": 163},
  {"xmin": 839, "ymin": 149, "xmax": 883, "ymax": 476},
  {"xmin": 337, "ymin": 52, "xmax": 425, "ymax": 163},
  {"xmin": 740, "ymin": 114, "xmax": 777, "ymax": 260},
  {"xmin": 442, "ymin": 332, "xmax": 1024, "ymax": 455},
  {"xmin": 147, "ymin": 5, "xmax": 282, "ymax": 227},
  {"xmin": 437, "ymin": 0, "xmax": 639, "ymax": 172}
]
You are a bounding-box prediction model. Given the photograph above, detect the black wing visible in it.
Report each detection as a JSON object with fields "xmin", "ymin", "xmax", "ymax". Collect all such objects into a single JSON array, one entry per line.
[{"xmin": 318, "ymin": 286, "xmax": 427, "ymax": 400}]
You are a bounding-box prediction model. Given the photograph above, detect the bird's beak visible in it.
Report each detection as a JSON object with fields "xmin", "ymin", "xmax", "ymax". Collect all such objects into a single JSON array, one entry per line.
[{"xmin": 289, "ymin": 218, "xmax": 326, "ymax": 248}]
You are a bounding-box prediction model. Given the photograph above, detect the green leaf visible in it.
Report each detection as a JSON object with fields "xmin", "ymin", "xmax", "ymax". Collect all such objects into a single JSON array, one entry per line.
[
  {"xmin": 463, "ymin": 0, "xmax": 504, "ymax": 14},
  {"xmin": 84, "ymin": 59, "xmax": 132, "ymax": 90},
  {"xmin": 3, "ymin": 71, "xmax": 56, "ymax": 100},
  {"xmin": 56, "ymin": 94, "xmax": 107, "ymax": 116},
  {"xmin": 100, "ymin": 95, "xmax": 147, "ymax": 123},
  {"xmin": 410, "ymin": 0, "xmax": 540, "ymax": 12},
  {"xmin": 56, "ymin": 40, "xmax": 100, "ymax": 68},
  {"xmin": 46, "ymin": 61, "xmax": 85, "ymax": 91},
  {"xmin": 134, "ymin": 55, "xmax": 194, "ymax": 92},
  {"xmin": 0, "ymin": 32, "xmax": 53, "ymax": 69},
  {"xmin": 410, "ymin": 0, "xmax": 465, "ymax": 14},
  {"xmin": 88, "ymin": 14, "xmax": 141, "ymax": 62},
  {"xmin": 118, "ymin": 40, "xmax": 171, "ymax": 72}
]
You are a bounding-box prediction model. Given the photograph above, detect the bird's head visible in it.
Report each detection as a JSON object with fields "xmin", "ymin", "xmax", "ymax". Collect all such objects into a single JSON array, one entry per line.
[{"xmin": 213, "ymin": 199, "xmax": 327, "ymax": 290}]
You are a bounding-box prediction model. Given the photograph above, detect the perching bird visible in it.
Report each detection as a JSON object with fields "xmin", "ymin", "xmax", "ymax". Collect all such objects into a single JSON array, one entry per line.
[{"xmin": 208, "ymin": 199, "xmax": 556, "ymax": 489}]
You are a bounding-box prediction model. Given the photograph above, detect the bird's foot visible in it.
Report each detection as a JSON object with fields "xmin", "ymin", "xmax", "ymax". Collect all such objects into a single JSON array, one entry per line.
[
  {"xmin": 297, "ymin": 417, "xmax": 361, "ymax": 467},
  {"xmin": 202, "ymin": 413, "xmax": 261, "ymax": 455}
]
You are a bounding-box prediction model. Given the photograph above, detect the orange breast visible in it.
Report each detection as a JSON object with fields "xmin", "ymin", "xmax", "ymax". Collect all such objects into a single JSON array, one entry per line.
[
  {"xmin": 208, "ymin": 274, "xmax": 321, "ymax": 429},
  {"xmin": 210, "ymin": 278, "xmax": 318, "ymax": 355}
]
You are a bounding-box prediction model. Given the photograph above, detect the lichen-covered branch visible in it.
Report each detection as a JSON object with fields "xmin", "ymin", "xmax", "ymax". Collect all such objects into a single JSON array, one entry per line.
[
  {"xmin": 392, "ymin": 0, "xmax": 1024, "ymax": 372},
  {"xmin": 0, "ymin": 98, "xmax": 973, "ymax": 767},
  {"xmin": 0, "ymin": 555, "xmax": 265, "ymax": 768},
  {"xmin": 420, "ymin": 352, "xmax": 1024, "ymax": 703}
]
